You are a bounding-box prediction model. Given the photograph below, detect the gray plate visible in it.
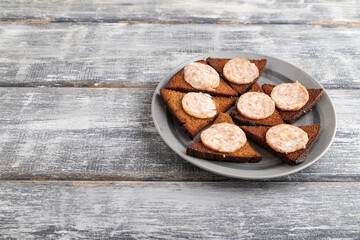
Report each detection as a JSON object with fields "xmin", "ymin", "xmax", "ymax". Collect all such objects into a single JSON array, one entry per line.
[{"xmin": 151, "ymin": 52, "xmax": 336, "ymax": 179}]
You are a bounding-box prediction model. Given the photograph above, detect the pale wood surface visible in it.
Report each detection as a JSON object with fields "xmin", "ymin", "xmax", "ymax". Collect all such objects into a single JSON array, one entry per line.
[
  {"xmin": 1, "ymin": 0, "xmax": 359, "ymax": 24},
  {"xmin": 0, "ymin": 24, "xmax": 359, "ymax": 88},
  {"xmin": 0, "ymin": 88, "xmax": 358, "ymax": 182},
  {"xmin": 1, "ymin": 1, "xmax": 360, "ymax": 238},
  {"xmin": 0, "ymin": 181, "xmax": 359, "ymax": 239}
]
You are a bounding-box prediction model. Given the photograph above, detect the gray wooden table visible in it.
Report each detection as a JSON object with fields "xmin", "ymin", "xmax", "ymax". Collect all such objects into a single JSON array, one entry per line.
[{"xmin": 0, "ymin": 1, "xmax": 359, "ymax": 239}]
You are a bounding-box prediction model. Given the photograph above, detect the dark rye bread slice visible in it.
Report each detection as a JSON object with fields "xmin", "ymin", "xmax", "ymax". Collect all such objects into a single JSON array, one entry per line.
[
  {"xmin": 165, "ymin": 60, "xmax": 238, "ymax": 97},
  {"xmin": 206, "ymin": 57, "xmax": 267, "ymax": 95},
  {"xmin": 160, "ymin": 89, "xmax": 236, "ymax": 139},
  {"xmin": 230, "ymin": 82, "xmax": 284, "ymax": 126},
  {"xmin": 186, "ymin": 113, "xmax": 262, "ymax": 162},
  {"xmin": 241, "ymin": 124, "xmax": 321, "ymax": 165},
  {"xmin": 262, "ymin": 84, "xmax": 324, "ymax": 124}
]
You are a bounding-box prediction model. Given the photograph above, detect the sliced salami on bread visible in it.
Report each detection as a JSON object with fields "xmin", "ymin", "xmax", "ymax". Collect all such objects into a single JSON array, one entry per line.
[
  {"xmin": 241, "ymin": 124, "xmax": 321, "ymax": 165},
  {"xmin": 206, "ymin": 58, "xmax": 267, "ymax": 95},
  {"xmin": 262, "ymin": 84, "xmax": 324, "ymax": 124},
  {"xmin": 160, "ymin": 89, "xmax": 236, "ymax": 139},
  {"xmin": 165, "ymin": 60, "xmax": 238, "ymax": 97},
  {"xmin": 230, "ymin": 82, "xmax": 284, "ymax": 126},
  {"xmin": 187, "ymin": 113, "xmax": 262, "ymax": 162}
]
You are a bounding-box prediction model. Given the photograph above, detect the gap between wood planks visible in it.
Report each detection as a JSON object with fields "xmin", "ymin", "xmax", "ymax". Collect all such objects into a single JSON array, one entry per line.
[
  {"xmin": 0, "ymin": 82, "xmax": 157, "ymax": 89},
  {"xmin": 0, "ymin": 84, "xmax": 358, "ymax": 90},
  {"xmin": 1, "ymin": 178, "xmax": 359, "ymax": 183},
  {"xmin": 0, "ymin": 19, "xmax": 359, "ymax": 26},
  {"xmin": 0, "ymin": 172, "xmax": 359, "ymax": 182}
]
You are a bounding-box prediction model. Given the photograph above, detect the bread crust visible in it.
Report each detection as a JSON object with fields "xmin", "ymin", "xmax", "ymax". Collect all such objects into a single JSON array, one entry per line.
[{"xmin": 186, "ymin": 142, "xmax": 262, "ymax": 163}]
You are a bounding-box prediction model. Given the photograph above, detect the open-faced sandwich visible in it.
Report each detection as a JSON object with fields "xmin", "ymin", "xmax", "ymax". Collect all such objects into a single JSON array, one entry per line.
[
  {"xmin": 230, "ymin": 82, "xmax": 284, "ymax": 126},
  {"xmin": 187, "ymin": 113, "xmax": 262, "ymax": 162},
  {"xmin": 160, "ymin": 89, "xmax": 236, "ymax": 139},
  {"xmin": 206, "ymin": 57, "xmax": 267, "ymax": 95},
  {"xmin": 241, "ymin": 124, "xmax": 320, "ymax": 165},
  {"xmin": 165, "ymin": 60, "xmax": 238, "ymax": 97},
  {"xmin": 262, "ymin": 81, "xmax": 324, "ymax": 123}
]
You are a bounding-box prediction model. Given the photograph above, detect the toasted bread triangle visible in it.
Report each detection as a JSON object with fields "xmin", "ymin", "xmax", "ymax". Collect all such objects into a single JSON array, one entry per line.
[
  {"xmin": 230, "ymin": 82, "xmax": 284, "ymax": 126},
  {"xmin": 186, "ymin": 113, "xmax": 262, "ymax": 162},
  {"xmin": 206, "ymin": 58, "xmax": 267, "ymax": 95},
  {"xmin": 165, "ymin": 60, "xmax": 238, "ymax": 97},
  {"xmin": 160, "ymin": 89, "xmax": 236, "ymax": 139},
  {"xmin": 241, "ymin": 124, "xmax": 321, "ymax": 165},
  {"xmin": 262, "ymin": 84, "xmax": 324, "ymax": 124}
]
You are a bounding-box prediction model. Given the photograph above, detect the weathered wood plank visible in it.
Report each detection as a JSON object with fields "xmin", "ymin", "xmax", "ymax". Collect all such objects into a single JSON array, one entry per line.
[
  {"xmin": 0, "ymin": 181, "xmax": 359, "ymax": 239},
  {"xmin": 0, "ymin": 87, "xmax": 358, "ymax": 181},
  {"xmin": 0, "ymin": 23, "xmax": 359, "ymax": 89},
  {"xmin": 0, "ymin": 0, "xmax": 359, "ymax": 24}
]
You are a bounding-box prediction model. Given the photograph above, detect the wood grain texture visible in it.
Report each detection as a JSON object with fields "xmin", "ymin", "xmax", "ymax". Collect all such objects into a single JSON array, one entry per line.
[
  {"xmin": 0, "ymin": 87, "xmax": 358, "ymax": 181},
  {"xmin": 0, "ymin": 0, "xmax": 359, "ymax": 24},
  {"xmin": 0, "ymin": 181, "xmax": 359, "ymax": 239},
  {"xmin": 0, "ymin": 23, "xmax": 359, "ymax": 89},
  {"xmin": 0, "ymin": 1, "xmax": 358, "ymax": 236}
]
